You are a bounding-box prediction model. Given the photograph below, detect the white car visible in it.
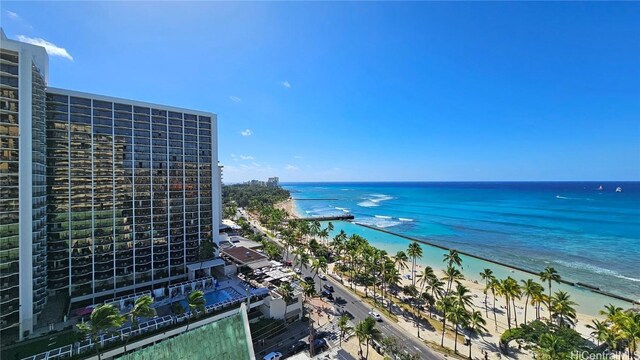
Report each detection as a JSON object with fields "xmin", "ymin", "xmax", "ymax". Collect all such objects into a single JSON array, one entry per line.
[
  {"xmin": 368, "ymin": 311, "xmax": 382, "ymax": 322},
  {"xmin": 263, "ymin": 352, "xmax": 282, "ymax": 360},
  {"xmin": 319, "ymin": 273, "xmax": 327, "ymax": 280}
]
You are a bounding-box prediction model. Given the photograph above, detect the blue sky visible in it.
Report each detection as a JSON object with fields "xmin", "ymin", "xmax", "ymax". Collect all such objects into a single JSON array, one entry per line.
[{"xmin": 2, "ymin": 2, "xmax": 639, "ymax": 182}]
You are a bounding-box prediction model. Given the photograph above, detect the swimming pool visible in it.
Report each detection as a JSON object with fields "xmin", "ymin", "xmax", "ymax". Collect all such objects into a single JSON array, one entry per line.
[{"xmin": 175, "ymin": 288, "xmax": 241, "ymax": 312}]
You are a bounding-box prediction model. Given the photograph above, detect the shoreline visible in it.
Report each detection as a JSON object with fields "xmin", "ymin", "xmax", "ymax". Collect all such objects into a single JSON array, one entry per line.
[
  {"xmin": 354, "ymin": 222, "xmax": 639, "ymax": 307},
  {"xmin": 279, "ymin": 197, "xmax": 638, "ymax": 312}
]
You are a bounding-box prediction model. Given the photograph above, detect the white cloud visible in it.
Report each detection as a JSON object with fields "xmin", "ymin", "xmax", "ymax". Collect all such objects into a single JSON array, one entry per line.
[
  {"xmin": 285, "ymin": 164, "xmax": 299, "ymax": 171},
  {"xmin": 281, "ymin": 81, "xmax": 291, "ymax": 88},
  {"xmin": 239, "ymin": 155, "xmax": 254, "ymax": 160},
  {"xmin": 293, "ymin": 155, "xmax": 303, "ymax": 159},
  {"xmin": 229, "ymin": 96, "xmax": 241, "ymax": 103},
  {"xmin": 6, "ymin": 10, "xmax": 19, "ymax": 19},
  {"xmin": 16, "ymin": 35, "xmax": 73, "ymax": 61},
  {"xmin": 240, "ymin": 129, "xmax": 252, "ymax": 136}
]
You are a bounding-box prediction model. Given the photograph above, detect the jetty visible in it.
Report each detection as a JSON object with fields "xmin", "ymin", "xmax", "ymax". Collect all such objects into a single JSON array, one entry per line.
[
  {"xmin": 287, "ymin": 214, "xmax": 354, "ymax": 222},
  {"xmin": 353, "ymin": 222, "xmax": 640, "ymax": 306},
  {"xmin": 292, "ymin": 198, "xmax": 339, "ymax": 201}
]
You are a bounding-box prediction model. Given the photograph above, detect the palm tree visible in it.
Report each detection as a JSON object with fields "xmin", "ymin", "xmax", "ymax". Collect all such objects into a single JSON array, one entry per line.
[
  {"xmin": 310, "ymin": 220, "xmax": 322, "ymax": 238},
  {"xmin": 587, "ymin": 319, "xmax": 609, "ymax": 347},
  {"xmin": 424, "ymin": 276, "xmax": 445, "ymax": 318},
  {"xmin": 520, "ymin": 279, "xmax": 542, "ymax": 325},
  {"xmin": 417, "ymin": 266, "xmax": 437, "ymax": 318},
  {"xmin": 76, "ymin": 304, "xmax": 125, "ymax": 360},
  {"xmin": 354, "ymin": 317, "xmax": 382, "ymax": 360},
  {"xmin": 600, "ymin": 303, "xmax": 624, "ymax": 324},
  {"xmin": 403, "ymin": 284, "xmax": 421, "ymax": 338},
  {"xmin": 337, "ymin": 314, "xmax": 353, "ymax": 348},
  {"xmin": 618, "ymin": 311, "xmax": 640, "ymax": 360},
  {"xmin": 488, "ymin": 276, "xmax": 500, "ymax": 331},
  {"xmin": 124, "ymin": 295, "xmax": 156, "ymax": 352},
  {"xmin": 394, "ymin": 250, "xmax": 409, "ymax": 274},
  {"xmin": 311, "ymin": 256, "xmax": 328, "ymax": 280},
  {"xmin": 479, "ymin": 269, "xmax": 493, "ymax": 317},
  {"xmin": 442, "ymin": 265, "xmax": 464, "ymax": 294},
  {"xmin": 539, "ymin": 266, "xmax": 561, "ymax": 321},
  {"xmin": 185, "ymin": 290, "xmax": 206, "ymax": 333},
  {"xmin": 436, "ymin": 295, "xmax": 455, "ymax": 347},
  {"xmin": 550, "ymin": 291, "xmax": 577, "ymax": 328},
  {"xmin": 406, "ymin": 242, "xmax": 423, "ymax": 286},
  {"xmin": 447, "ymin": 302, "xmax": 470, "ymax": 354},
  {"xmin": 466, "ymin": 310, "xmax": 488, "ymax": 359},
  {"xmin": 385, "ymin": 266, "xmax": 402, "ymax": 311},
  {"xmin": 279, "ymin": 282, "xmax": 294, "ymax": 304},
  {"xmin": 453, "ymin": 284, "xmax": 474, "ymax": 310},
  {"xmin": 443, "ymin": 249, "xmax": 463, "ymax": 268}
]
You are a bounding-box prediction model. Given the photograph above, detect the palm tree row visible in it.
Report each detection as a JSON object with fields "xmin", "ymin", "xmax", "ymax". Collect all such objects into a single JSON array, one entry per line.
[
  {"xmin": 587, "ymin": 304, "xmax": 640, "ymax": 359},
  {"xmin": 77, "ymin": 294, "xmax": 160, "ymax": 360},
  {"xmin": 250, "ymin": 210, "xmax": 636, "ymax": 360}
]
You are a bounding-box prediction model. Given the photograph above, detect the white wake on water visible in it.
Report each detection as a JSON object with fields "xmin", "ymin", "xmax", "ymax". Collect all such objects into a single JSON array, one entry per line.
[{"xmin": 554, "ymin": 260, "xmax": 640, "ymax": 283}]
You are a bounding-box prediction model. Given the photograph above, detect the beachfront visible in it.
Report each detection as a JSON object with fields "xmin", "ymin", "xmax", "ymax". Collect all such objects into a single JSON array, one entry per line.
[{"xmin": 273, "ymin": 197, "xmax": 638, "ymax": 359}]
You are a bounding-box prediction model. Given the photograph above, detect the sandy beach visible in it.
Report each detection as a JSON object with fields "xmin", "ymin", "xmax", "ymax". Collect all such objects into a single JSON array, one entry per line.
[{"xmin": 268, "ymin": 197, "xmax": 623, "ymax": 359}]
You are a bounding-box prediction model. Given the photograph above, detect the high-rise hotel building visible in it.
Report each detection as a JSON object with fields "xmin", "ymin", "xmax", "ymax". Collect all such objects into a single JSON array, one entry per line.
[{"xmin": 0, "ymin": 30, "xmax": 221, "ymax": 342}]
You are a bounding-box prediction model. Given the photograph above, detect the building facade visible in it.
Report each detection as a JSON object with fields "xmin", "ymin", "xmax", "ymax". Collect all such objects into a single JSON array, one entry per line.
[
  {"xmin": 0, "ymin": 30, "xmax": 220, "ymax": 342},
  {"xmin": 1, "ymin": 29, "xmax": 49, "ymax": 343}
]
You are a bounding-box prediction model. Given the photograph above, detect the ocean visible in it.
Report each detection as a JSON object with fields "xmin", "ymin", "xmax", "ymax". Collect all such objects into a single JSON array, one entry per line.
[{"xmin": 282, "ymin": 182, "xmax": 640, "ymax": 315}]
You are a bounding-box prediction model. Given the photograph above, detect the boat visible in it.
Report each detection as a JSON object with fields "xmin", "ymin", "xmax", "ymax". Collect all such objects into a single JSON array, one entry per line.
[
  {"xmin": 597, "ymin": 185, "xmax": 603, "ymax": 191},
  {"xmin": 616, "ymin": 187, "xmax": 622, "ymax": 193}
]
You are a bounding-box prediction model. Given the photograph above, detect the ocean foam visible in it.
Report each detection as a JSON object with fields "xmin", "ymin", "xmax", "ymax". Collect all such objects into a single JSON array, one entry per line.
[
  {"xmin": 375, "ymin": 215, "xmax": 392, "ymax": 219},
  {"xmin": 554, "ymin": 260, "xmax": 640, "ymax": 283},
  {"xmin": 335, "ymin": 207, "xmax": 351, "ymax": 213},
  {"xmin": 356, "ymin": 217, "xmax": 402, "ymax": 228},
  {"xmin": 357, "ymin": 200, "xmax": 379, "ymax": 208},
  {"xmin": 399, "ymin": 218, "xmax": 414, "ymax": 222}
]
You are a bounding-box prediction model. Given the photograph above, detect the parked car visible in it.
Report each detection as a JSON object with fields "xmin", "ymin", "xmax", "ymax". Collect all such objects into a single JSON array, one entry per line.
[
  {"xmin": 323, "ymin": 284, "xmax": 334, "ymax": 292},
  {"xmin": 321, "ymin": 290, "xmax": 334, "ymax": 300},
  {"xmin": 304, "ymin": 276, "xmax": 314, "ymax": 283},
  {"xmin": 287, "ymin": 341, "xmax": 307, "ymax": 355},
  {"xmin": 312, "ymin": 338, "xmax": 327, "ymax": 352},
  {"xmin": 263, "ymin": 352, "xmax": 282, "ymax": 360},
  {"xmin": 368, "ymin": 311, "xmax": 382, "ymax": 322},
  {"xmin": 318, "ymin": 273, "xmax": 327, "ymax": 280}
]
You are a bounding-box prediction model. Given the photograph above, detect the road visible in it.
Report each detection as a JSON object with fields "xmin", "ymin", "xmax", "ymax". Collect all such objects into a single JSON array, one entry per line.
[{"xmin": 238, "ymin": 209, "xmax": 444, "ymax": 359}]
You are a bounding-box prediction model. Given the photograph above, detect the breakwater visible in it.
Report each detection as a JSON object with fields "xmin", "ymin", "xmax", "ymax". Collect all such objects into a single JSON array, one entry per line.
[{"xmin": 353, "ymin": 222, "xmax": 640, "ymax": 306}]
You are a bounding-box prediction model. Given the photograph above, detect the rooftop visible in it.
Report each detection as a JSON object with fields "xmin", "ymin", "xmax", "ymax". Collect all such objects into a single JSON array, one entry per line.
[{"xmin": 222, "ymin": 246, "xmax": 268, "ymax": 265}]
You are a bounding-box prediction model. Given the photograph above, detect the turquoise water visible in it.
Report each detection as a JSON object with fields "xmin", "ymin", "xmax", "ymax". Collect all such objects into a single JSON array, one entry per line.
[
  {"xmin": 283, "ymin": 182, "xmax": 640, "ymax": 315},
  {"xmin": 177, "ymin": 289, "xmax": 233, "ymax": 310}
]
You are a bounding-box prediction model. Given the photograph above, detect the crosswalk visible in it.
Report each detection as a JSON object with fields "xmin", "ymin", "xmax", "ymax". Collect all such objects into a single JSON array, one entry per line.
[{"xmin": 315, "ymin": 321, "xmax": 354, "ymax": 348}]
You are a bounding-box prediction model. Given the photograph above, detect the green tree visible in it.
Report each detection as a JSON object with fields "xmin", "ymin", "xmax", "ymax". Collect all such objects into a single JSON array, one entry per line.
[
  {"xmin": 520, "ymin": 279, "xmax": 543, "ymax": 325},
  {"xmin": 406, "ymin": 242, "xmax": 423, "ymax": 286},
  {"xmin": 355, "ymin": 316, "xmax": 382, "ymax": 360},
  {"xmin": 442, "ymin": 265, "xmax": 464, "ymax": 295},
  {"xmin": 76, "ymin": 304, "xmax": 125, "ymax": 360},
  {"xmin": 466, "ymin": 310, "xmax": 488, "ymax": 359},
  {"xmin": 586, "ymin": 319, "xmax": 609, "ymax": 347},
  {"xmin": 550, "ymin": 291, "xmax": 577, "ymax": 328},
  {"xmin": 539, "ymin": 266, "xmax": 561, "ymax": 321},
  {"xmin": 443, "ymin": 249, "xmax": 463, "ymax": 268},
  {"xmin": 337, "ymin": 314, "xmax": 353, "ymax": 348},
  {"xmin": 124, "ymin": 295, "xmax": 156, "ymax": 353},
  {"xmin": 185, "ymin": 290, "xmax": 206, "ymax": 333},
  {"xmin": 278, "ymin": 282, "xmax": 294, "ymax": 304},
  {"xmin": 447, "ymin": 302, "xmax": 470, "ymax": 354},
  {"xmin": 537, "ymin": 333, "xmax": 571, "ymax": 360},
  {"xmin": 479, "ymin": 268, "xmax": 493, "ymax": 317},
  {"xmin": 436, "ymin": 295, "xmax": 455, "ymax": 347}
]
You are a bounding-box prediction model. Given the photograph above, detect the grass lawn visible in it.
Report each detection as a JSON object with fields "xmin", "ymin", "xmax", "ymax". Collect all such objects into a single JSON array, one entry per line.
[{"xmin": 1, "ymin": 331, "xmax": 79, "ymax": 360}]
